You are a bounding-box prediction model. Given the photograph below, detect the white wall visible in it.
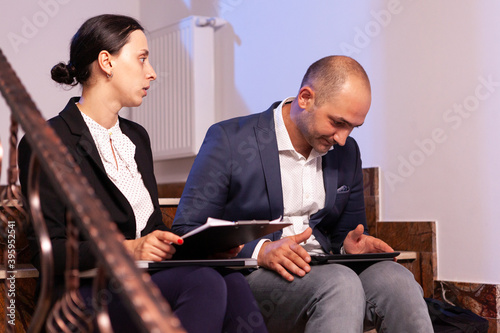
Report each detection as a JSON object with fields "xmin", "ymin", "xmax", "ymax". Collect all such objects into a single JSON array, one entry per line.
[
  {"xmin": 1, "ymin": 0, "xmax": 498, "ymax": 285},
  {"xmin": 0, "ymin": 0, "xmax": 139, "ymax": 182},
  {"xmin": 140, "ymin": 0, "xmax": 500, "ymax": 284}
]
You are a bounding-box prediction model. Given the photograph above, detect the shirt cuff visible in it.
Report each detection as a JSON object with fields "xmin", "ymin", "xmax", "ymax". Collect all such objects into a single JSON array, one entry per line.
[
  {"xmin": 251, "ymin": 239, "xmax": 271, "ymax": 260},
  {"xmin": 340, "ymin": 245, "xmax": 346, "ymax": 254}
]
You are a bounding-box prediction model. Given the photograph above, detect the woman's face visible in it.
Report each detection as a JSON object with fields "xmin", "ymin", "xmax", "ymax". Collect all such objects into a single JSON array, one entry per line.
[{"xmin": 110, "ymin": 30, "xmax": 156, "ymax": 108}]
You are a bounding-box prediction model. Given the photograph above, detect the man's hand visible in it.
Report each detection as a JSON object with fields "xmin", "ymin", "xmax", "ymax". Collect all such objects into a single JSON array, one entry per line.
[
  {"xmin": 258, "ymin": 227, "xmax": 313, "ymax": 282},
  {"xmin": 124, "ymin": 230, "xmax": 184, "ymax": 261},
  {"xmin": 343, "ymin": 224, "xmax": 394, "ymax": 254}
]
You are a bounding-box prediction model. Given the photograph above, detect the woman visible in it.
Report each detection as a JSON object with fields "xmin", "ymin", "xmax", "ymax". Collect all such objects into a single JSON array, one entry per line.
[{"xmin": 18, "ymin": 14, "xmax": 267, "ymax": 333}]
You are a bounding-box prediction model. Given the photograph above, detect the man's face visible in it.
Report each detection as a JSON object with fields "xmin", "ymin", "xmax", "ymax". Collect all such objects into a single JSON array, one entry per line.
[{"xmin": 296, "ymin": 78, "xmax": 371, "ymax": 154}]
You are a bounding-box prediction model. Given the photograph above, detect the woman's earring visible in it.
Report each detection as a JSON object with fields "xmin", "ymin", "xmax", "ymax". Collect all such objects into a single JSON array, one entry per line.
[{"xmin": 107, "ymin": 71, "xmax": 113, "ymax": 79}]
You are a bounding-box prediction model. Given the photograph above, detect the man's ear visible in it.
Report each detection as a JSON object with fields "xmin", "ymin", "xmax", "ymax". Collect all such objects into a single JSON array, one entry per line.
[
  {"xmin": 297, "ymin": 86, "xmax": 315, "ymax": 110},
  {"xmin": 97, "ymin": 50, "xmax": 113, "ymax": 77}
]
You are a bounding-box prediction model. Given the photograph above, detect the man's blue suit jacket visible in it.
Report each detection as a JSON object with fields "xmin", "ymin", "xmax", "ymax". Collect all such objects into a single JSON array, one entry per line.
[{"xmin": 172, "ymin": 101, "xmax": 368, "ymax": 258}]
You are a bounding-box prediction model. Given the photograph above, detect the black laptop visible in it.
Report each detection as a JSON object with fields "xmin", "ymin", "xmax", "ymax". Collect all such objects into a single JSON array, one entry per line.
[{"xmin": 137, "ymin": 258, "xmax": 258, "ymax": 271}]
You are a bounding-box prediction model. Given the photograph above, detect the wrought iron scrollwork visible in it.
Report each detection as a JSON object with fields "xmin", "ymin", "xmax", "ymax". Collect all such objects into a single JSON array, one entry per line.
[{"xmin": 0, "ymin": 47, "xmax": 185, "ymax": 332}]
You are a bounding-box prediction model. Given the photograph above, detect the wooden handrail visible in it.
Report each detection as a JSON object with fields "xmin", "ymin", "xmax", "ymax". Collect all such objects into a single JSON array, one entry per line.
[{"xmin": 0, "ymin": 48, "xmax": 185, "ymax": 332}]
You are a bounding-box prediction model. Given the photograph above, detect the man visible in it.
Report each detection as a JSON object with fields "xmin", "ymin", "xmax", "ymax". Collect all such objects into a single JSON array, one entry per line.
[{"xmin": 173, "ymin": 56, "xmax": 433, "ymax": 332}]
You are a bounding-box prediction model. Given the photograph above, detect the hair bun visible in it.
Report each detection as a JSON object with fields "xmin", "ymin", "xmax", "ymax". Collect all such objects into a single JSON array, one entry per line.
[{"xmin": 51, "ymin": 62, "xmax": 76, "ymax": 86}]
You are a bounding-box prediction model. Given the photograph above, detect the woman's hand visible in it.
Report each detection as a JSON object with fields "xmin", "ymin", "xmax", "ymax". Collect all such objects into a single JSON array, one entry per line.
[{"xmin": 124, "ymin": 230, "xmax": 183, "ymax": 261}]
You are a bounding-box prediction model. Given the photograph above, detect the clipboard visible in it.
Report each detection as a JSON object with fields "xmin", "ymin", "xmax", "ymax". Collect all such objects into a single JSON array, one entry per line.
[{"xmin": 173, "ymin": 217, "xmax": 291, "ymax": 259}]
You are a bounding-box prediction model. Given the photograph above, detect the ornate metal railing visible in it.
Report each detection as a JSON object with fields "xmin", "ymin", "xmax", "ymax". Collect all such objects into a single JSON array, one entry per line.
[{"xmin": 0, "ymin": 48, "xmax": 185, "ymax": 332}]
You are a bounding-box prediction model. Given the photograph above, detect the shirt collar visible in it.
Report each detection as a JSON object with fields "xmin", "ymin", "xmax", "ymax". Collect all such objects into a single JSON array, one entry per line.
[
  {"xmin": 274, "ymin": 97, "xmax": 296, "ymax": 152},
  {"xmin": 273, "ymin": 97, "xmax": 333, "ymax": 160},
  {"xmin": 80, "ymin": 111, "xmax": 121, "ymax": 137}
]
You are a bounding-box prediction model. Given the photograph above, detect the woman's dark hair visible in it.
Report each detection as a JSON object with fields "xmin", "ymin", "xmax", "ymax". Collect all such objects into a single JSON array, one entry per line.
[{"xmin": 51, "ymin": 14, "xmax": 144, "ymax": 86}]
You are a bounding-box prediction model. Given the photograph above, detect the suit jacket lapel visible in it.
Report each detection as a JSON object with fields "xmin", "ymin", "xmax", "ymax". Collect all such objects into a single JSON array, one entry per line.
[
  {"xmin": 310, "ymin": 153, "xmax": 338, "ymax": 252},
  {"xmin": 309, "ymin": 152, "xmax": 338, "ymax": 227},
  {"xmin": 59, "ymin": 98, "xmax": 106, "ymax": 174},
  {"xmin": 120, "ymin": 120, "xmax": 158, "ymax": 207},
  {"xmin": 255, "ymin": 103, "xmax": 284, "ymax": 218},
  {"xmin": 322, "ymin": 153, "xmax": 338, "ymax": 217}
]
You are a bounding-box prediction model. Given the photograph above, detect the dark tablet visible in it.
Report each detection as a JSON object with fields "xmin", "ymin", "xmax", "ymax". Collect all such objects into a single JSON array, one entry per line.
[{"xmin": 310, "ymin": 252, "xmax": 400, "ymax": 265}]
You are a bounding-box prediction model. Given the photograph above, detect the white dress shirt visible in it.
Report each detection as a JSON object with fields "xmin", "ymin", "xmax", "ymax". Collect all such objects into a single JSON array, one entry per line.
[
  {"xmin": 251, "ymin": 97, "xmax": 332, "ymax": 258},
  {"xmin": 80, "ymin": 111, "xmax": 154, "ymax": 239}
]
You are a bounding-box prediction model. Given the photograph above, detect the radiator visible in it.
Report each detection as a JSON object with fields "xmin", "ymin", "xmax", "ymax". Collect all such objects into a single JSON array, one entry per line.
[{"xmin": 131, "ymin": 16, "xmax": 222, "ymax": 160}]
